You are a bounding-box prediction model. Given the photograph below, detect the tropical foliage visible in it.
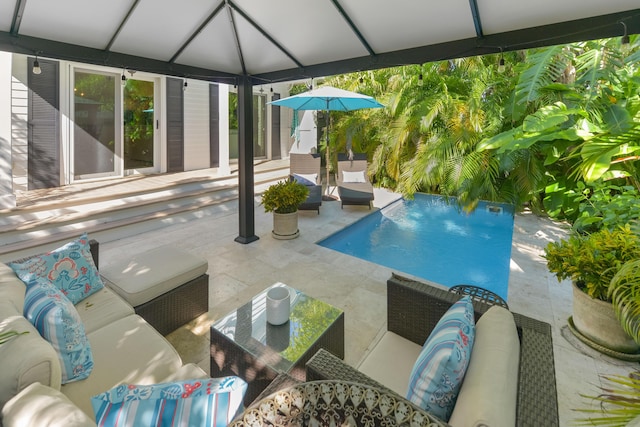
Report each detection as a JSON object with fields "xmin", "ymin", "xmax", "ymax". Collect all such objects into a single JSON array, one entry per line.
[
  {"xmin": 321, "ymin": 35, "xmax": 638, "ymax": 217},
  {"xmin": 575, "ymin": 373, "xmax": 640, "ymax": 426}
]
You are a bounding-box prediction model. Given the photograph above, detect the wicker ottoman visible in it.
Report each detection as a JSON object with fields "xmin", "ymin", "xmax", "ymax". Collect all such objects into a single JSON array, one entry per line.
[{"xmin": 101, "ymin": 246, "xmax": 209, "ymax": 335}]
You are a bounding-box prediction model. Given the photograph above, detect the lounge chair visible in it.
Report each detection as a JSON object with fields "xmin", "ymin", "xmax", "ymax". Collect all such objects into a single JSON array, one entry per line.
[
  {"xmin": 289, "ymin": 153, "xmax": 322, "ymax": 214},
  {"xmin": 336, "ymin": 152, "xmax": 374, "ymax": 209}
]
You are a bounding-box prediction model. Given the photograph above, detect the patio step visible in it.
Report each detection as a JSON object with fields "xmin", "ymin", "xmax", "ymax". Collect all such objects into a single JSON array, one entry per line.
[{"xmin": 0, "ymin": 164, "xmax": 290, "ymax": 257}]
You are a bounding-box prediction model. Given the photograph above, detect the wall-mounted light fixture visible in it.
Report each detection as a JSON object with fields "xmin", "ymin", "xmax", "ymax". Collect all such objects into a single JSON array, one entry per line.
[
  {"xmin": 121, "ymin": 69, "xmax": 127, "ymax": 86},
  {"xmin": 621, "ymin": 22, "xmax": 631, "ymax": 54},
  {"xmin": 183, "ymin": 80, "xmax": 188, "ymax": 91},
  {"xmin": 497, "ymin": 48, "xmax": 506, "ymax": 73},
  {"xmin": 418, "ymin": 73, "xmax": 423, "ymax": 86},
  {"xmin": 32, "ymin": 55, "xmax": 42, "ymax": 75}
]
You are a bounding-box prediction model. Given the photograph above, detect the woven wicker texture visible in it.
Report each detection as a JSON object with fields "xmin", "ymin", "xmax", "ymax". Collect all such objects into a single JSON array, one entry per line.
[
  {"xmin": 449, "ymin": 284, "xmax": 509, "ymax": 309},
  {"xmin": 134, "ymin": 273, "xmax": 209, "ymax": 336},
  {"xmin": 307, "ymin": 273, "xmax": 559, "ymax": 427}
]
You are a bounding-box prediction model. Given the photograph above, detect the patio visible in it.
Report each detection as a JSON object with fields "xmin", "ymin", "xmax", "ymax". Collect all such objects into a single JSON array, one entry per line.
[{"xmin": 18, "ymin": 169, "xmax": 632, "ymax": 426}]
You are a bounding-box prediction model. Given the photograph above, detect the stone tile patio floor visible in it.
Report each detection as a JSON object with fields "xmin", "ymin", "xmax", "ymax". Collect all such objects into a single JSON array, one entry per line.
[{"xmin": 7, "ymin": 170, "xmax": 640, "ymax": 425}]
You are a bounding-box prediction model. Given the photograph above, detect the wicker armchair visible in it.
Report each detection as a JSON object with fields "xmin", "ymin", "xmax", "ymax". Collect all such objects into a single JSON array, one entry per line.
[{"xmin": 306, "ymin": 273, "xmax": 559, "ymax": 427}]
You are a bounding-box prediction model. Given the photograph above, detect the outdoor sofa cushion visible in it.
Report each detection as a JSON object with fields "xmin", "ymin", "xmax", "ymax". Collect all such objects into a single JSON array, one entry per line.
[
  {"xmin": 449, "ymin": 305, "xmax": 520, "ymax": 427},
  {"xmin": 2, "ymin": 382, "xmax": 97, "ymax": 427}
]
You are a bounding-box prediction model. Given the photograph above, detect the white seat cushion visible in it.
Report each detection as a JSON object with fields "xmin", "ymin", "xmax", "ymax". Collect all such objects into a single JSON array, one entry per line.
[
  {"xmin": 0, "ymin": 263, "xmax": 26, "ymax": 312},
  {"xmin": 74, "ymin": 285, "xmax": 134, "ymax": 334},
  {"xmin": 2, "ymin": 382, "xmax": 97, "ymax": 427},
  {"xmin": 0, "ymin": 302, "xmax": 61, "ymax": 408},
  {"xmin": 358, "ymin": 331, "xmax": 422, "ymax": 396},
  {"xmin": 61, "ymin": 314, "xmax": 183, "ymax": 417},
  {"xmin": 449, "ymin": 305, "xmax": 520, "ymax": 427},
  {"xmin": 100, "ymin": 246, "xmax": 208, "ymax": 307}
]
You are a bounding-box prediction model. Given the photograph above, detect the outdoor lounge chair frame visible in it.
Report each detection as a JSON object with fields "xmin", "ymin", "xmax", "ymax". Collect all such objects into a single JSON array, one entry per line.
[
  {"xmin": 289, "ymin": 153, "xmax": 323, "ymax": 214},
  {"xmin": 336, "ymin": 152, "xmax": 374, "ymax": 209},
  {"xmin": 305, "ymin": 273, "xmax": 559, "ymax": 427}
]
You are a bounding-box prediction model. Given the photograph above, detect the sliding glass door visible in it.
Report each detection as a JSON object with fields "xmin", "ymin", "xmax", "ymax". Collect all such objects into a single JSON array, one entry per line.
[
  {"xmin": 72, "ymin": 70, "xmax": 157, "ymax": 180},
  {"xmin": 73, "ymin": 70, "xmax": 118, "ymax": 179}
]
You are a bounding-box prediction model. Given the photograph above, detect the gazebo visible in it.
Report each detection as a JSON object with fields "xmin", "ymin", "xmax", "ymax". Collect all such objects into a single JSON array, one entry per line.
[{"xmin": 1, "ymin": 0, "xmax": 638, "ymax": 243}]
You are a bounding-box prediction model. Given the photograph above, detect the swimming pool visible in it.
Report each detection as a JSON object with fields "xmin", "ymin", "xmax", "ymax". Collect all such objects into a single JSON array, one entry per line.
[{"xmin": 318, "ymin": 193, "xmax": 515, "ymax": 300}]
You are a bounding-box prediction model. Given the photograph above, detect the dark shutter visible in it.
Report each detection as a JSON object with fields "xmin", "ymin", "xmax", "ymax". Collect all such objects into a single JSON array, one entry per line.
[
  {"xmin": 271, "ymin": 93, "xmax": 281, "ymax": 159},
  {"xmin": 209, "ymin": 84, "xmax": 219, "ymax": 168},
  {"xmin": 28, "ymin": 58, "xmax": 60, "ymax": 189},
  {"xmin": 166, "ymin": 77, "xmax": 184, "ymax": 172}
]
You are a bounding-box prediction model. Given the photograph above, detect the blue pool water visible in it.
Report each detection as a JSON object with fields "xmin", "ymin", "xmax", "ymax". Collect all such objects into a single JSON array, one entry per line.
[{"xmin": 318, "ymin": 193, "xmax": 515, "ymax": 300}]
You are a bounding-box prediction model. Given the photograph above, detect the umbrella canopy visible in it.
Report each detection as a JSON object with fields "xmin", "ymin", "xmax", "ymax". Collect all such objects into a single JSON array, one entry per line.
[
  {"xmin": 269, "ymin": 86, "xmax": 384, "ymax": 111},
  {"xmin": 269, "ymin": 86, "xmax": 384, "ymax": 199}
]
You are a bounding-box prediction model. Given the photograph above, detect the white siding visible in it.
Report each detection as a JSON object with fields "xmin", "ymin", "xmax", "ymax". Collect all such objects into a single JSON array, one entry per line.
[
  {"xmin": 11, "ymin": 56, "xmax": 28, "ymax": 192},
  {"xmin": 0, "ymin": 51, "xmax": 16, "ymax": 207},
  {"xmin": 183, "ymin": 79, "xmax": 210, "ymax": 171}
]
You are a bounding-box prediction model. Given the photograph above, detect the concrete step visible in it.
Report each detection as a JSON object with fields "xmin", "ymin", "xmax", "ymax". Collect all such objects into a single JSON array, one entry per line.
[{"xmin": 0, "ymin": 166, "xmax": 290, "ymax": 256}]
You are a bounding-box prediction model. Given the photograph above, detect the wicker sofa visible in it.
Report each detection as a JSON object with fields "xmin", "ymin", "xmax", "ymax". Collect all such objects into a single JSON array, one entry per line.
[
  {"xmin": 0, "ymin": 239, "xmax": 209, "ymax": 426},
  {"xmin": 306, "ymin": 273, "xmax": 559, "ymax": 426}
]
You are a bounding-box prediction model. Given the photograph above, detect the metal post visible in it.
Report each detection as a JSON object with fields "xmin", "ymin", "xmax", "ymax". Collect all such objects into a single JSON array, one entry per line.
[{"xmin": 235, "ymin": 76, "xmax": 259, "ymax": 244}]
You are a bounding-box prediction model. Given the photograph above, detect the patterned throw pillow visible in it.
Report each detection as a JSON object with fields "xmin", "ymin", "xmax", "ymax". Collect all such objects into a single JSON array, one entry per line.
[
  {"xmin": 91, "ymin": 376, "xmax": 248, "ymax": 427},
  {"xmin": 10, "ymin": 233, "xmax": 104, "ymax": 304},
  {"xmin": 23, "ymin": 278, "xmax": 94, "ymax": 384},
  {"xmin": 405, "ymin": 295, "xmax": 475, "ymax": 422},
  {"xmin": 291, "ymin": 173, "xmax": 317, "ymax": 186}
]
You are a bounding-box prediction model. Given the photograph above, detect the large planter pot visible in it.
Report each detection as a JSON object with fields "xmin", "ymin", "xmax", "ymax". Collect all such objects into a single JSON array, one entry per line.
[
  {"xmin": 571, "ymin": 282, "xmax": 640, "ymax": 354},
  {"xmin": 272, "ymin": 212, "xmax": 299, "ymax": 240}
]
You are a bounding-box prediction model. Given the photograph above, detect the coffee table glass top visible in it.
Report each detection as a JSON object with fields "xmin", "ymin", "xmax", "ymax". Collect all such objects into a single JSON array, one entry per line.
[{"xmin": 212, "ymin": 283, "xmax": 343, "ymax": 373}]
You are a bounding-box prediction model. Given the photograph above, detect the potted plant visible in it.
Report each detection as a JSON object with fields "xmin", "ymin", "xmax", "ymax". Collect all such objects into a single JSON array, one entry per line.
[
  {"xmin": 261, "ymin": 180, "xmax": 309, "ymax": 240},
  {"xmin": 544, "ymin": 224, "xmax": 640, "ymax": 355}
]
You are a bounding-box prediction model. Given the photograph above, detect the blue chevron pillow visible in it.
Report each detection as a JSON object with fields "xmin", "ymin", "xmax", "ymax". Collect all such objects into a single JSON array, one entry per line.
[{"xmin": 406, "ymin": 295, "xmax": 475, "ymax": 422}]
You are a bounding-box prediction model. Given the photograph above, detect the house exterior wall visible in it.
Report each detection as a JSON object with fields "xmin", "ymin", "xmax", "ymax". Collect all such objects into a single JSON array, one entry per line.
[
  {"xmin": 0, "ymin": 51, "xmax": 15, "ymax": 208},
  {"xmin": 184, "ymin": 78, "xmax": 210, "ymax": 171},
  {"xmin": 0, "ymin": 53, "xmax": 286, "ymax": 208}
]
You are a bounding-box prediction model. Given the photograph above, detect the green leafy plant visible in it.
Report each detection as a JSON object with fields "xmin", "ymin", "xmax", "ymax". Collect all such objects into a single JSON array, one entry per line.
[
  {"xmin": 0, "ymin": 330, "xmax": 28, "ymax": 345},
  {"xmin": 261, "ymin": 180, "xmax": 309, "ymax": 214},
  {"xmin": 572, "ymin": 182, "xmax": 640, "ymax": 234},
  {"xmin": 575, "ymin": 372, "xmax": 640, "ymax": 426},
  {"xmin": 609, "ymin": 257, "xmax": 640, "ymax": 345},
  {"xmin": 543, "ymin": 224, "xmax": 640, "ymax": 301}
]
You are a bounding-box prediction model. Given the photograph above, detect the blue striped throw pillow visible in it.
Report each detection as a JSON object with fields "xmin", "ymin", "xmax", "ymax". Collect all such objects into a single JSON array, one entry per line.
[
  {"xmin": 91, "ymin": 376, "xmax": 248, "ymax": 427},
  {"xmin": 23, "ymin": 278, "xmax": 94, "ymax": 383},
  {"xmin": 406, "ymin": 295, "xmax": 475, "ymax": 422}
]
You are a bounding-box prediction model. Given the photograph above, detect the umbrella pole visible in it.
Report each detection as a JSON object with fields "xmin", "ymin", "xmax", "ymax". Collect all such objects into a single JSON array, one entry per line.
[{"xmin": 322, "ymin": 109, "xmax": 336, "ymax": 201}]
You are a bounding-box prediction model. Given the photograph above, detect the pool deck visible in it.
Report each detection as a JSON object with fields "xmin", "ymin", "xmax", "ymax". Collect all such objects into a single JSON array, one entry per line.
[{"xmin": 3, "ymin": 169, "xmax": 639, "ymax": 425}]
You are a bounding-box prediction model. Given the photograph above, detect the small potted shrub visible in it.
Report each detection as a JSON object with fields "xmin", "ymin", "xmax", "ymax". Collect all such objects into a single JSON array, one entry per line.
[
  {"xmin": 261, "ymin": 180, "xmax": 309, "ymax": 239},
  {"xmin": 544, "ymin": 224, "xmax": 640, "ymax": 354}
]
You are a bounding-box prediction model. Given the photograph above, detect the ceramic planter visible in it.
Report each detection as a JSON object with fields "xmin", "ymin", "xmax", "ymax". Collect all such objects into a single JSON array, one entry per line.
[
  {"xmin": 272, "ymin": 212, "xmax": 299, "ymax": 240},
  {"xmin": 572, "ymin": 282, "xmax": 640, "ymax": 354}
]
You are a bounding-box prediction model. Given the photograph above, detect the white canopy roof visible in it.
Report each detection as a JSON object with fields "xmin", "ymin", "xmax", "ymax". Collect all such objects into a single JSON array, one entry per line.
[{"xmin": 1, "ymin": 0, "xmax": 638, "ymax": 84}]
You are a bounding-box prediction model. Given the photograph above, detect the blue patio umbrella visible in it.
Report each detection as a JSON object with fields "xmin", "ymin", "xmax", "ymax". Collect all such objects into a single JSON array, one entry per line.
[{"xmin": 269, "ymin": 86, "xmax": 384, "ymax": 198}]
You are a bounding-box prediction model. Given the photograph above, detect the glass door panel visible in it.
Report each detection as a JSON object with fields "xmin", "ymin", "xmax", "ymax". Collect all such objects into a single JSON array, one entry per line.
[
  {"xmin": 228, "ymin": 91, "xmax": 267, "ymax": 159},
  {"xmin": 73, "ymin": 71, "xmax": 117, "ymax": 178},
  {"xmin": 124, "ymin": 79, "xmax": 154, "ymax": 170}
]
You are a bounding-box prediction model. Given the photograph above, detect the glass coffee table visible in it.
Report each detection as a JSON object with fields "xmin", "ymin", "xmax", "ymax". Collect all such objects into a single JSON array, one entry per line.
[{"xmin": 210, "ymin": 283, "xmax": 344, "ymax": 404}]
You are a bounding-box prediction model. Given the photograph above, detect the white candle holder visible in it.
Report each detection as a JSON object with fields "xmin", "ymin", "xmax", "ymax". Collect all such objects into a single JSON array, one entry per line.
[{"xmin": 266, "ymin": 286, "xmax": 290, "ymax": 325}]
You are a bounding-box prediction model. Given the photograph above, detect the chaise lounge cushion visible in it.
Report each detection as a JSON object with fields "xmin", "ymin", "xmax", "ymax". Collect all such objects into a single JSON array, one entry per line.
[
  {"xmin": 448, "ymin": 305, "xmax": 520, "ymax": 427},
  {"xmin": 91, "ymin": 376, "xmax": 247, "ymax": 427},
  {"xmin": 406, "ymin": 295, "xmax": 475, "ymax": 422}
]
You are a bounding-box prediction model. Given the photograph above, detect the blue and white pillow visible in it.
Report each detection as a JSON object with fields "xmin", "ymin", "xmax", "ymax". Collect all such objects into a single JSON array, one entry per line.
[
  {"xmin": 406, "ymin": 295, "xmax": 475, "ymax": 422},
  {"xmin": 91, "ymin": 376, "xmax": 248, "ymax": 427},
  {"xmin": 23, "ymin": 278, "xmax": 94, "ymax": 384},
  {"xmin": 10, "ymin": 233, "xmax": 104, "ymax": 304}
]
